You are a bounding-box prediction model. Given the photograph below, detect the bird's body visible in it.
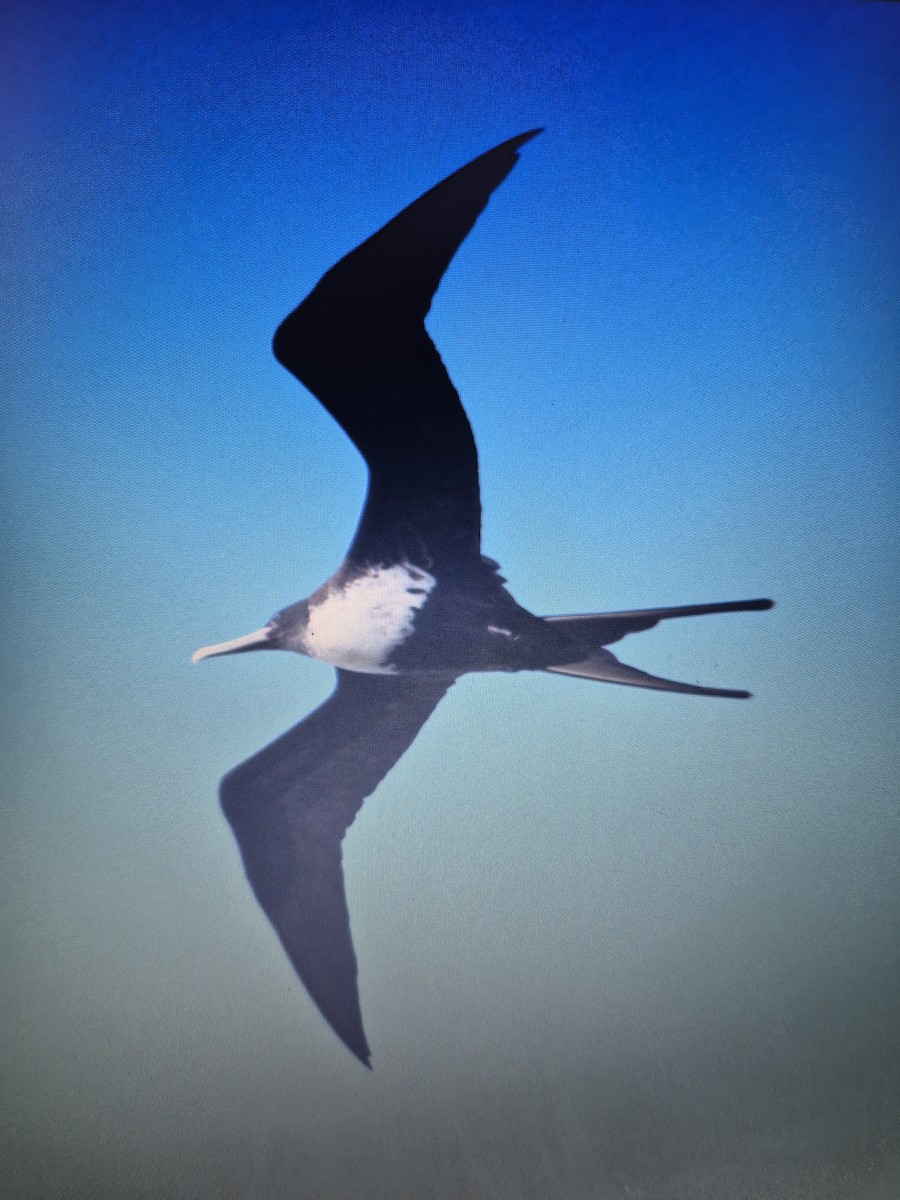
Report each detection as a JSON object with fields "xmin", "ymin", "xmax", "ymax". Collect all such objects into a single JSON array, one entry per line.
[
  {"xmin": 193, "ymin": 130, "xmax": 773, "ymax": 1067},
  {"xmin": 258, "ymin": 555, "xmax": 582, "ymax": 677},
  {"xmin": 277, "ymin": 561, "xmax": 438, "ymax": 674}
]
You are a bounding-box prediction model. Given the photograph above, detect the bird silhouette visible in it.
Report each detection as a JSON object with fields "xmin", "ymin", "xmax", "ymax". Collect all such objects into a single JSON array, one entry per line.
[{"xmin": 193, "ymin": 130, "xmax": 772, "ymax": 1066}]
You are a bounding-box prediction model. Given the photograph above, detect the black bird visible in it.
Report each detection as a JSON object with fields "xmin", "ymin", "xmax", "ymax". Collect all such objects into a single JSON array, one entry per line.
[{"xmin": 193, "ymin": 130, "xmax": 772, "ymax": 1067}]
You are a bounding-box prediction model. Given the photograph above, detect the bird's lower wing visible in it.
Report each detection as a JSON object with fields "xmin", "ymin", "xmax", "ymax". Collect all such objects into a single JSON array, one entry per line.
[{"xmin": 219, "ymin": 669, "xmax": 454, "ymax": 1066}]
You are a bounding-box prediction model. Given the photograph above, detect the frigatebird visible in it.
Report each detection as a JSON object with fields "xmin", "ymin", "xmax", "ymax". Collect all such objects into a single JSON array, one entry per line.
[{"xmin": 193, "ymin": 130, "xmax": 772, "ymax": 1067}]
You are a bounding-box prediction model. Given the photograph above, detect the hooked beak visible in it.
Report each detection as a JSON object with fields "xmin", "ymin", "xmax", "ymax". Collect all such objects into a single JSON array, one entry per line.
[{"xmin": 191, "ymin": 625, "xmax": 275, "ymax": 664}]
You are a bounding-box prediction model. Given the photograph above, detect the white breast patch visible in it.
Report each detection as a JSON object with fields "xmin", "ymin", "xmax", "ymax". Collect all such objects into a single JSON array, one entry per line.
[{"xmin": 302, "ymin": 563, "xmax": 436, "ymax": 673}]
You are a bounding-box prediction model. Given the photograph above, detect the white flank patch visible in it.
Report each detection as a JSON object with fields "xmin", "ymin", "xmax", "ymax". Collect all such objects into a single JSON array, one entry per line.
[{"xmin": 302, "ymin": 563, "xmax": 436, "ymax": 673}]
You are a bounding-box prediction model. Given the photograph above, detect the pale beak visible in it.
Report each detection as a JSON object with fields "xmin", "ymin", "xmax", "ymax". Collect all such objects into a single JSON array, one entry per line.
[{"xmin": 191, "ymin": 626, "xmax": 274, "ymax": 664}]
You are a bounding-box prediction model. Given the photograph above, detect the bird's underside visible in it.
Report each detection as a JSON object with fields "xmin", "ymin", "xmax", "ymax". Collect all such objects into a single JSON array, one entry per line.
[{"xmin": 196, "ymin": 130, "xmax": 773, "ymax": 1066}]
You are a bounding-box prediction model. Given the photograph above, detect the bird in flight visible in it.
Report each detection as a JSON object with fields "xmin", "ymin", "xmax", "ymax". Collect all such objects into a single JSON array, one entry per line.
[{"xmin": 193, "ymin": 130, "xmax": 772, "ymax": 1067}]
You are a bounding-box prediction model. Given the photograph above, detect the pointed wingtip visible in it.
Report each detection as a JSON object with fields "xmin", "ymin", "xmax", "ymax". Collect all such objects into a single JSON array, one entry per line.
[
  {"xmin": 512, "ymin": 127, "xmax": 544, "ymax": 145},
  {"xmin": 494, "ymin": 128, "xmax": 544, "ymax": 159},
  {"xmin": 273, "ymin": 127, "xmax": 546, "ymax": 383},
  {"xmin": 346, "ymin": 1039, "xmax": 373, "ymax": 1069}
]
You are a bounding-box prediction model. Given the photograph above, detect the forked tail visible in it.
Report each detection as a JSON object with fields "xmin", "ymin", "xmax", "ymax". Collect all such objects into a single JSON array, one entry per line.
[{"xmin": 542, "ymin": 597, "xmax": 773, "ymax": 698}]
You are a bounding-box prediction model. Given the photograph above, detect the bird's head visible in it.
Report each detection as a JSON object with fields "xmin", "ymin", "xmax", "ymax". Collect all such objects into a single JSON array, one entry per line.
[{"xmin": 191, "ymin": 601, "xmax": 310, "ymax": 664}]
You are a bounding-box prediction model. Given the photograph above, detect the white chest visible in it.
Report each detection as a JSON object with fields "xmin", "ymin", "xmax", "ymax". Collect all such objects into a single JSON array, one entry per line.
[{"xmin": 301, "ymin": 563, "xmax": 436, "ymax": 673}]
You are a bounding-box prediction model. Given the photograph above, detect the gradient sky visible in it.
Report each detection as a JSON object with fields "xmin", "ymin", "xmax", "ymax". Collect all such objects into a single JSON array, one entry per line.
[{"xmin": 2, "ymin": 1, "xmax": 899, "ymax": 1197}]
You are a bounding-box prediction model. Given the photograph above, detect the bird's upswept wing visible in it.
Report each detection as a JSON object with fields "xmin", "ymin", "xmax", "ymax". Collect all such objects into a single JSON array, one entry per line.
[
  {"xmin": 219, "ymin": 669, "xmax": 454, "ymax": 1066},
  {"xmin": 271, "ymin": 130, "xmax": 542, "ymax": 569}
]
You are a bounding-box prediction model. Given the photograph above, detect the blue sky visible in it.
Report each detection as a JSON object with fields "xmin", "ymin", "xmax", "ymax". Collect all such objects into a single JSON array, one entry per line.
[{"xmin": 3, "ymin": 1, "xmax": 899, "ymax": 1196}]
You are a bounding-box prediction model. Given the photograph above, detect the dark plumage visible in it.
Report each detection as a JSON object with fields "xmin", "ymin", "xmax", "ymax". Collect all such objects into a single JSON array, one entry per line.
[{"xmin": 193, "ymin": 131, "xmax": 773, "ymax": 1066}]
